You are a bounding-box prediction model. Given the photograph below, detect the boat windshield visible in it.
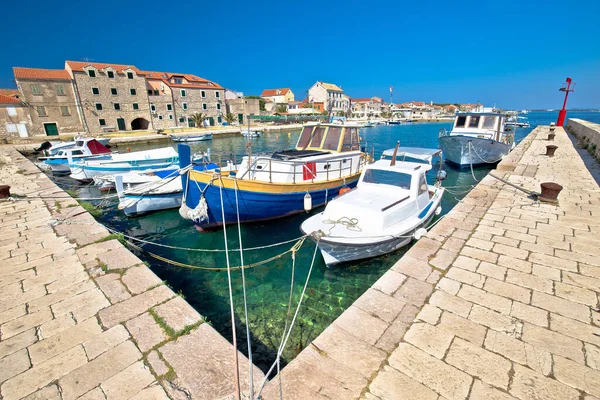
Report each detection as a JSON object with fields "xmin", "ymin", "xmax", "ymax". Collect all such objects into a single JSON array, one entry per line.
[
  {"xmin": 363, "ymin": 169, "xmax": 411, "ymax": 190},
  {"xmin": 482, "ymin": 116, "xmax": 497, "ymax": 129},
  {"xmin": 455, "ymin": 116, "xmax": 467, "ymax": 128},
  {"xmin": 297, "ymin": 127, "xmax": 313, "ymax": 148}
]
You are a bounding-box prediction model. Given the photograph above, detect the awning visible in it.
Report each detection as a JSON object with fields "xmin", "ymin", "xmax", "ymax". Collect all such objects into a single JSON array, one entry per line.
[{"xmin": 381, "ymin": 147, "xmax": 442, "ymax": 164}]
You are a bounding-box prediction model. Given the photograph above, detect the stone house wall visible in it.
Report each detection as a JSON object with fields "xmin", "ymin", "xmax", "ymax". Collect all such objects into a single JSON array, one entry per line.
[
  {"xmin": 146, "ymin": 80, "xmax": 176, "ymax": 130},
  {"xmin": 15, "ymin": 78, "xmax": 83, "ymax": 136},
  {"xmin": 68, "ymin": 67, "xmax": 151, "ymax": 133},
  {"xmin": 225, "ymin": 98, "xmax": 260, "ymax": 125},
  {"xmin": 171, "ymin": 87, "xmax": 225, "ymax": 127},
  {"xmin": 0, "ymin": 104, "xmax": 32, "ymax": 139}
]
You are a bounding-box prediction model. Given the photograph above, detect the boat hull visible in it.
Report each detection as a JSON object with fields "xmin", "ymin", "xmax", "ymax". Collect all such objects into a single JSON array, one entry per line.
[
  {"xmin": 183, "ymin": 176, "xmax": 359, "ymax": 230},
  {"xmin": 439, "ymin": 135, "xmax": 512, "ymax": 167},
  {"xmin": 121, "ymin": 192, "xmax": 182, "ymax": 216},
  {"xmin": 69, "ymin": 161, "xmax": 178, "ymax": 182}
]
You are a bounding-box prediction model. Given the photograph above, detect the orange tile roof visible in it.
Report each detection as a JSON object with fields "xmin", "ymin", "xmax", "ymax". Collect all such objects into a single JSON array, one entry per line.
[
  {"xmin": 142, "ymin": 71, "xmax": 223, "ymax": 89},
  {"xmin": 66, "ymin": 61, "xmax": 143, "ymax": 74},
  {"xmin": 351, "ymin": 98, "xmax": 372, "ymax": 103},
  {"xmin": 261, "ymin": 88, "xmax": 291, "ymax": 97},
  {"xmin": 0, "ymin": 94, "xmax": 20, "ymax": 104},
  {"xmin": 13, "ymin": 67, "xmax": 71, "ymax": 81},
  {"xmin": 0, "ymin": 89, "xmax": 20, "ymax": 98}
]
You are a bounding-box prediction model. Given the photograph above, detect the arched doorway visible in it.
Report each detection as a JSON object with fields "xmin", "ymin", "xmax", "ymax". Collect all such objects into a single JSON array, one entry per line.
[{"xmin": 131, "ymin": 118, "xmax": 149, "ymax": 130}]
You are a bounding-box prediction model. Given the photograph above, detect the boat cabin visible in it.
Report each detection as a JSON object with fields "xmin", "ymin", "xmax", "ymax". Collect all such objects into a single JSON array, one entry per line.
[
  {"xmin": 450, "ymin": 112, "xmax": 507, "ymax": 140},
  {"xmin": 295, "ymin": 124, "xmax": 361, "ymax": 154}
]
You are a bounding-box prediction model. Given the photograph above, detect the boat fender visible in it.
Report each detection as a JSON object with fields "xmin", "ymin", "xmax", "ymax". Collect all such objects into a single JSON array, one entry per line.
[
  {"xmin": 435, "ymin": 206, "xmax": 442, "ymax": 216},
  {"xmin": 304, "ymin": 193, "xmax": 312, "ymax": 212},
  {"xmin": 414, "ymin": 228, "xmax": 428, "ymax": 240},
  {"xmin": 339, "ymin": 186, "xmax": 351, "ymax": 195},
  {"xmin": 436, "ymin": 170, "xmax": 447, "ymax": 181}
]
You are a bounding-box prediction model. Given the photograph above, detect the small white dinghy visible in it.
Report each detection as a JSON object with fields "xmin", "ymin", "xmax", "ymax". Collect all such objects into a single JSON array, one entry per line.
[{"xmin": 301, "ymin": 145, "xmax": 446, "ymax": 266}]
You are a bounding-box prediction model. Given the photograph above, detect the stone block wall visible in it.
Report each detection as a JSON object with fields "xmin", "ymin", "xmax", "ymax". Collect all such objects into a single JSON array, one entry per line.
[
  {"xmin": 171, "ymin": 87, "xmax": 225, "ymax": 126},
  {"xmin": 0, "ymin": 104, "xmax": 32, "ymax": 139},
  {"xmin": 566, "ymin": 118, "xmax": 600, "ymax": 159}
]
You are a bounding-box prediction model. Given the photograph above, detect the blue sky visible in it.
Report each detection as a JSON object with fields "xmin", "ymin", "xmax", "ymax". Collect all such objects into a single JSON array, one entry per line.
[{"xmin": 2, "ymin": 0, "xmax": 598, "ymax": 109}]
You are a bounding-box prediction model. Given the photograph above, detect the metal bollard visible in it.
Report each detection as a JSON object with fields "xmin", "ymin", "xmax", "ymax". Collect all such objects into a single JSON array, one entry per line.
[
  {"xmin": 0, "ymin": 185, "xmax": 10, "ymax": 199},
  {"xmin": 546, "ymin": 145, "xmax": 558, "ymax": 157},
  {"xmin": 539, "ymin": 182, "xmax": 563, "ymax": 204}
]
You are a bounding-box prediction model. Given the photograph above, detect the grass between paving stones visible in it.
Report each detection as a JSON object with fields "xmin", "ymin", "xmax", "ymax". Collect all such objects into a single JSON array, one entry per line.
[
  {"xmin": 148, "ymin": 308, "xmax": 203, "ymax": 340},
  {"xmin": 94, "ymin": 233, "xmax": 127, "ymax": 247},
  {"xmin": 78, "ymin": 201, "xmax": 102, "ymax": 218}
]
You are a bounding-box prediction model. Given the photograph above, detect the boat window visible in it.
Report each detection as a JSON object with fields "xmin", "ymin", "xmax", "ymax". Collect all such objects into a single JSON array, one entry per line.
[
  {"xmin": 310, "ymin": 126, "xmax": 326, "ymax": 147},
  {"xmin": 71, "ymin": 150, "xmax": 84, "ymax": 156},
  {"xmin": 297, "ymin": 126, "xmax": 313, "ymax": 148},
  {"xmin": 323, "ymin": 127, "xmax": 342, "ymax": 150},
  {"xmin": 455, "ymin": 116, "xmax": 467, "ymax": 128},
  {"xmin": 341, "ymin": 128, "xmax": 360, "ymax": 151},
  {"xmin": 363, "ymin": 169, "xmax": 411, "ymax": 190},
  {"xmin": 469, "ymin": 116, "xmax": 480, "ymax": 128},
  {"xmin": 418, "ymin": 174, "xmax": 427, "ymax": 195},
  {"xmin": 75, "ymin": 141, "xmax": 83, "ymax": 146},
  {"xmin": 482, "ymin": 116, "xmax": 497, "ymax": 129}
]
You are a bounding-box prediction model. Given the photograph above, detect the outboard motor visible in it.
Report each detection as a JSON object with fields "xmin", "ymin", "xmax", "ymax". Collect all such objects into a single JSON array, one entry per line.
[{"xmin": 34, "ymin": 141, "xmax": 52, "ymax": 153}]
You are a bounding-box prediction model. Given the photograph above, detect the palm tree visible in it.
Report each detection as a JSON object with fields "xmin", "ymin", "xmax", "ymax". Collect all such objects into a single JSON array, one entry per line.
[
  {"xmin": 276, "ymin": 104, "xmax": 288, "ymax": 113},
  {"xmin": 191, "ymin": 113, "xmax": 206, "ymax": 128},
  {"xmin": 224, "ymin": 113, "xmax": 236, "ymax": 125}
]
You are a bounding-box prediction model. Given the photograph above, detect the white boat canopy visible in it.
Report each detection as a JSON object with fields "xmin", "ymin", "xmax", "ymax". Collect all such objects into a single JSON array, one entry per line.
[{"xmin": 381, "ymin": 147, "xmax": 442, "ymax": 164}]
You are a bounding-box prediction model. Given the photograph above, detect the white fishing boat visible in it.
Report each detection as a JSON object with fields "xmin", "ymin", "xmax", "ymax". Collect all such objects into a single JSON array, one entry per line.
[
  {"xmin": 241, "ymin": 129, "xmax": 262, "ymax": 137},
  {"xmin": 505, "ymin": 116, "xmax": 530, "ymax": 128},
  {"xmin": 363, "ymin": 121, "xmax": 376, "ymax": 128},
  {"xmin": 301, "ymin": 146, "xmax": 445, "ymax": 266},
  {"xmin": 68, "ymin": 147, "xmax": 179, "ymax": 182},
  {"xmin": 170, "ymin": 133, "xmax": 213, "ymax": 142},
  {"xmin": 38, "ymin": 138, "xmax": 113, "ymax": 173},
  {"xmin": 93, "ymin": 167, "xmax": 179, "ymax": 191},
  {"xmin": 42, "ymin": 137, "xmax": 111, "ymax": 156},
  {"xmin": 438, "ymin": 112, "xmax": 514, "ymax": 167},
  {"xmin": 388, "ymin": 119, "xmax": 402, "ymax": 125}
]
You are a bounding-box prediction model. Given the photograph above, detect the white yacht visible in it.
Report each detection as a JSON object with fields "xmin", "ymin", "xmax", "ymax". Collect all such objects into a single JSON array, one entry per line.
[
  {"xmin": 301, "ymin": 146, "xmax": 445, "ymax": 266},
  {"xmin": 438, "ymin": 112, "xmax": 514, "ymax": 167}
]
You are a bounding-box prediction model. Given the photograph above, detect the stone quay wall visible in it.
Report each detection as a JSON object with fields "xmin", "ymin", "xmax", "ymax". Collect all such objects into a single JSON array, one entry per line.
[{"xmin": 567, "ymin": 118, "xmax": 600, "ymax": 160}]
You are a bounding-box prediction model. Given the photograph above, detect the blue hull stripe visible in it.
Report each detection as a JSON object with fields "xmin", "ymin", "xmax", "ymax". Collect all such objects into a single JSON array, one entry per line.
[{"xmin": 418, "ymin": 201, "xmax": 434, "ymax": 219}]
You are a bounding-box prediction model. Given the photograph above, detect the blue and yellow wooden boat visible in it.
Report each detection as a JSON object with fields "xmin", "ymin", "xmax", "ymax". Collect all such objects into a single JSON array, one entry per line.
[{"xmin": 178, "ymin": 124, "xmax": 370, "ymax": 230}]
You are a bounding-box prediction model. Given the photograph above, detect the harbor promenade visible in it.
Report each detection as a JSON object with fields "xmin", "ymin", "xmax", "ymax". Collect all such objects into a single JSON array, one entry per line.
[{"xmin": 262, "ymin": 124, "xmax": 600, "ymax": 399}]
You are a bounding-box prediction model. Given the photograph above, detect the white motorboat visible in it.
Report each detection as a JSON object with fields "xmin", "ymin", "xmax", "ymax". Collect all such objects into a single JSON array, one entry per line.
[
  {"xmin": 241, "ymin": 129, "xmax": 262, "ymax": 137},
  {"xmin": 68, "ymin": 147, "xmax": 179, "ymax": 182},
  {"xmin": 38, "ymin": 138, "xmax": 112, "ymax": 173},
  {"xmin": 170, "ymin": 133, "xmax": 213, "ymax": 142},
  {"xmin": 44, "ymin": 137, "xmax": 111, "ymax": 156},
  {"xmin": 388, "ymin": 119, "xmax": 402, "ymax": 125},
  {"xmin": 438, "ymin": 112, "xmax": 514, "ymax": 167},
  {"xmin": 301, "ymin": 146, "xmax": 445, "ymax": 266},
  {"xmin": 505, "ymin": 116, "xmax": 530, "ymax": 128}
]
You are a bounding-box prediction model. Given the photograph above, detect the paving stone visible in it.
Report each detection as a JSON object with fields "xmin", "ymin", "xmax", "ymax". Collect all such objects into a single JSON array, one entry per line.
[
  {"xmin": 497, "ymin": 255, "xmax": 532, "ymax": 273},
  {"xmin": 27, "ymin": 279, "xmax": 97, "ymax": 313},
  {"xmin": 100, "ymin": 360, "xmax": 155, "ymax": 399},
  {"xmin": 393, "ymin": 277, "xmax": 433, "ymax": 306},
  {"xmin": 129, "ymin": 385, "xmax": 170, "ymax": 400},
  {"xmin": 554, "ymin": 355, "xmax": 600, "ymax": 397},
  {"xmin": 466, "ymin": 237, "xmax": 494, "ymax": 251},
  {"xmin": 436, "ymin": 277, "xmax": 461, "ymax": 295},
  {"xmin": 446, "ymin": 268, "xmax": 485, "ymax": 288},
  {"xmin": 510, "ymin": 301, "xmax": 549, "ymax": 327},
  {"xmin": 153, "ymin": 296, "xmax": 203, "ymax": 334},
  {"xmin": 125, "ymin": 312, "xmax": 169, "ymax": 353},
  {"xmin": 353, "ymin": 288, "xmax": 406, "ymax": 323},
  {"xmin": 554, "ymin": 282, "xmax": 598, "ymax": 306},
  {"xmin": 457, "ymin": 285, "xmax": 512, "ymax": 315},
  {"xmin": 0, "ymin": 327, "xmax": 37, "ymax": 359},
  {"xmin": 531, "ymin": 291, "xmax": 591, "ymax": 323},
  {"xmin": 389, "ymin": 342, "xmax": 472, "ymax": 400},
  {"xmin": 446, "ymin": 337, "xmax": 511, "ymax": 389},
  {"xmin": 147, "ymin": 350, "xmax": 170, "ymax": 376},
  {"xmin": 121, "ymin": 265, "xmax": 163, "ymax": 295},
  {"xmin": 334, "ymin": 305, "xmax": 389, "ymax": 345},
  {"xmin": 483, "ymin": 278, "xmax": 531, "ymax": 303},
  {"xmin": 429, "ymin": 290, "xmax": 472, "ymax": 318},
  {"xmin": 0, "ymin": 344, "xmax": 88, "ymax": 399},
  {"xmin": 429, "ymin": 249, "xmax": 458, "ymax": 270},
  {"xmin": 369, "ymin": 365, "xmax": 438, "ymax": 400},
  {"xmin": 580, "ymin": 264, "xmax": 600, "ymax": 280},
  {"xmin": 510, "ymin": 363, "xmax": 580, "ymax": 400},
  {"xmin": 28, "ymin": 317, "xmax": 102, "ymax": 365},
  {"xmin": 83, "ymin": 324, "xmax": 130, "ymax": 360},
  {"xmin": 372, "ymin": 270, "xmax": 406, "ymax": 295},
  {"xmin": 453, "ymin": 255, "xmax": 480, "ymax": 272},
  {"xmin": 77, "ymin": 387, "xmax": 106, "ymax": 400},
  {"xmin": 0, "ymin": 304, "xmax": 26, "ymax": 326},
  {"xmin": 21, "ymin": 384, "xmax": 62, "ymax": 400},
  {"xmin": 97, "ymin": 246, "xmax": 144, "ymax": 271},
  {"xmin": 94, "ymin": 273, "xmax": 131, "ymax": 304},
  {"xmin": 442, "ymin": 237, "xmax": 465, "ymax": 252},
  {"xmin": 521, "ymin": 322, "xmax": 585, "ymax": 364},
  {"xmin": 484, "ymin": 329, "xmax": 527, "ymax": 364},
  {"xmin": 470, "ymin": 379, "xmax": 518, "ymax": 400},
  {"xmin": 416, "ymin": 304, "xmax": 442, "ymax": 325},
  {"xmin": 407, "ymin": 237, "xmax": 441, "ymax": 262},
  {"xmin": 469, "ymin": 305, "xmax": 521, "ymax": 334},
  {"xmin": 38, "ymin": 314, "xmax": 76, "ymax": 339},
  {"xmin": 477, "ymin": 261, "xmax": 507, "ymax": 280},
  {"xmin": 404, "ymin": 322, "xmax": 453, "ymax": 358},
  {"xmin": 160, "ymin": 324, "xmax": 265, "ymax": 399},
  {"xmin": 0, "ymin": 347, "xmax": 31, "ymax": 384},
  {"xmin": 438, "ymin": 311, "xmax": 487, "ymax": 345},
  {"xmin": 550, "ymin": 313, "xmax": 600, "ymax": 348},
  {"xmin": 586, "ymin": 343, "xmax": 600, "ymax": 371},
  {"xmin": 98, "ymin": 285, "xmax": 175, "ymax": 328},
  {"xmin": 59, "ymin": 340, "xmax": 142, "ymax": 400},
  {"xmin": 0, "ymin": 308, "xmax": 53, "ymax": 339},
  {"xmin": 505, "ymin": 269, "xmax": 554, "ymax": 293},
  {"xmin": 529, "ymin": 252, "xmax": 578, "ymax": 271},
  {"xmin": 51, "ymin": 288, "xmax": 110, "ymax": 322},
  {"xmin": 375, "ymin": 305, "xmax": 418, "ymax": 352},
  {"xmin": 0, "ymin": 285, "xmax": 46, "ymax": 314},
  {"xmin": 391, "ymin": 255, "xmax": 432, "ymax": 280},
  {"xmin": 563, "ymin": 271, "xmax": 600, "ymax": 291}
]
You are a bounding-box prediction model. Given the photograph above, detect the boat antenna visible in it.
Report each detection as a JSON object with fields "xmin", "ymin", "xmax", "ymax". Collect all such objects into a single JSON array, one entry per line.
[{"xmin": 390, "ymin": 141, "xmax": 400, "ymax": 166}]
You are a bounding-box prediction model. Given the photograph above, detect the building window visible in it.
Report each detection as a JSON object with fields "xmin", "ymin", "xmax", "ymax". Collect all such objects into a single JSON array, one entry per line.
[
  {"xmin": 133, "ymin": 103, "xmax": 139, "ymax": 110},
  {"xmin": 114, "ymin": 103, "xmax": 120, "ymax": 110},
  {"xmin": 36, "ymin": 106, "xmax": 46, "ymax": 116},
  {"xmin": 202, "ymin": 103, "xmax": 207, "ymax": 110},
  {"xmin": 158, "ymin": 115, "xmax": 163, "ymax": 120},
  {"xmin": 174, "ymin": 78, "xmax": 183, "ymax": 84},
  {"xmin": 216, "ymin": 103, "xmax": 221, "ymax": 110},
  {"xmin": 127, "ymin": 72, "xmax": 134, "ymax": 79},
  {"xmin": 55, "ymin": 85, "xmax": 65, "ymax": 96},
  {"xmin": 31, "ymin": 84, "xmax": 41, "ymax": 95},
  {"xmin": 182, "ymin": 103, "xmax": 188, "ymax": 110},
  {"xmin": 151, "ymin": 104, "xmax": 156, "ymax": 112},
  {"xmin": 216, "ymin": 91, "xmax": 220, "ymax": 99},
  {"xmin": 147, "ymin": 89, "xmax": 153, "ymax": 95},
  {"xmin": 153, "ymin": 90, "xmax": 159, "ymax": 96},
  {"xmin": 7, "ymin": 107, "xmax": 17, "ymax": 116},
  {"xmin": 92, "ymin": 87, "xmax": 100, "ymax": 95},
  {"xmin": 110, "ymin": 88, "xmax": 118, "ymax": 95},
  {"xmin": 179, "ymin": 117, "xmax": 185, "ymax": 123},
  {"xmin": 166, "ymin": 104, "xmax": 172, "ymax": 111},
  {"xmin": 88, "ymin": 70, "xmax": 96, "ymax": 78},
  {"xmin": 60, "ymin": 106, "xmax": 70, "ymax": 116},
  {"xmin": 99, "ymin": 119, "xmax": 106, "ymax": 126},
  {"xmin": 107, "ymin": 71, "xmax": 114, "ymax": 78},
  {"xmin": 217, "ymin": 116, "xmax": 222, "ymax": 124},
  {"xmin": 168, "ymin": 114, "xmax": 173, "ymax": 120},
  {"xmin": 95, "ymin": 103, "xmax": 102, "ymax": 111},
  {"xmin": 180, "ymin": 89, "xmax": 186, "ymax": 97},
  {"xmin": 201, "ymin": 91, "xmax": 206, "ymax": 98},
  {"xmin": 130, "ymin": 88, "xmax": 136, "ymax": 95}
]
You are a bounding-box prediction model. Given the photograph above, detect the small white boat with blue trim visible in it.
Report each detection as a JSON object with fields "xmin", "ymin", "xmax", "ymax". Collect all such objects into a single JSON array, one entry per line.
[
  {"xmin": 169, "ymin": 133, "xmax": 213, "ymax": 142},
  {"xmin": 68, "ymin": 147, "xmax": 179, "ymax": 182},
  {"xmin": 301, "ymin": 145, "xmax": 445, "ymax": 266},
  {"xmin": 38, "ymin": 138, "xmax": 112, "ymax": 173},
  {"xmin": 241, "ymin": 129, "xmax": 262, "ymax": 137}
]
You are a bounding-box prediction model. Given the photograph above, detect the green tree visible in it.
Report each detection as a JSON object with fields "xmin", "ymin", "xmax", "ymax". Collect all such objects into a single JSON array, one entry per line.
[
  {"xmin": 191, "ymin": 113, "xmax": 206, "ymax": 128},
  {"xmin": 224, "ymin": 113, "xmax": 236, "ymax": 125},
  {"xmin": 276, "ymin": 104, "xmax": 288, "ymax": 113}
]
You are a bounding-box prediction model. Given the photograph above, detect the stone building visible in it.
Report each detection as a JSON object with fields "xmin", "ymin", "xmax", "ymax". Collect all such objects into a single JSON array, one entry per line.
[
  {"xmin": 65, "ymin": 61, "xmax": 151, "ymax": 133},
  {"xmin": 13, "ymin": 67, "xmax": 84, "ymax": 136},
  {"xmin": 0, "ymin": 94, "xmax": 32, "ymax": 139},
  {"xmin": 308, "ymin": 81, "xmax": 348, "ymax": 114},
  {"xmin": 351, "ymin": 97, "xmax": 384, "ymax": 118},
  {"xmin": 225, "ymin": 94, "xmax": 261, "ymax": 125},
  {"xmin": 260, "ymin": 88, "xmax": 294, "ymax": 104}
]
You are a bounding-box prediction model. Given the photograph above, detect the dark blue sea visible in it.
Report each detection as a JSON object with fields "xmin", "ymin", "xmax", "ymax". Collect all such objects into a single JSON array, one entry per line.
[{"xmin": 53, "ymin": 110, "xmax": 600, "ymax": 371}]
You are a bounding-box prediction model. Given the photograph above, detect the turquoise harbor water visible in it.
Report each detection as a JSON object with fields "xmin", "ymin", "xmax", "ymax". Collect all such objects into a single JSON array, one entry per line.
[{"xmin": 46, "ymin": 111, "xmax": 599, "ymax": 371}]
